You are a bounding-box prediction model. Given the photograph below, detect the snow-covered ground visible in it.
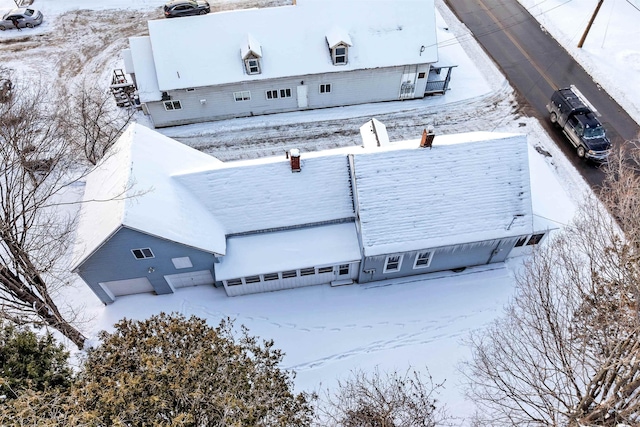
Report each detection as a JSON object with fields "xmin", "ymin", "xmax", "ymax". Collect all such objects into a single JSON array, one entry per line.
[{"xmin": 1, "ymin": 0, "xmax": 637, "ymax": 423}]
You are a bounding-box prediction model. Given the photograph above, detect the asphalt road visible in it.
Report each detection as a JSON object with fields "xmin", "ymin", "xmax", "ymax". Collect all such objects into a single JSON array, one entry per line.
[{"xmin": 445, "ymin": 0, "xmax": 640, "ymax": 187}]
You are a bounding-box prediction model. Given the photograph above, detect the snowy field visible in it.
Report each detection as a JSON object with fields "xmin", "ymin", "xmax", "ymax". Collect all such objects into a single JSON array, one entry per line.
[{"xmin": 1, "ymin": 0, "xmax": 637, "ymax": 423}]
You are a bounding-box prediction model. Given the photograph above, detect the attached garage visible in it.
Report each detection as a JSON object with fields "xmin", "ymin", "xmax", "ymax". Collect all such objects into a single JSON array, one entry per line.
[
  {"xmin": 164, "ymin": 270, "xmax": 214, "ymax": 289},
  {"xmin": 216, "ymin": 223, "xmax": 362, "ymax": 297},
  {"xmin": 99, "ymin": 277, "xmax": 154, "ymax": 299}
]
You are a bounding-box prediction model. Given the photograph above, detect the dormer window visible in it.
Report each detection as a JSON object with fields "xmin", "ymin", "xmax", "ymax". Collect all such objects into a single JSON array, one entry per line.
[
  {"xmin": 332, "ymin": 45, "xmax": 348, "ymax": 65},
  {"xmin": 241, "ymin": 33, "xmax": 262, "ymax": 75},
  {"xmin": 245, "ymin": 56, "xmax": 261, "ymax": 75},
  {"xmin": 325, "ymin": 27, "xmax": 352, "ymax": 66}
]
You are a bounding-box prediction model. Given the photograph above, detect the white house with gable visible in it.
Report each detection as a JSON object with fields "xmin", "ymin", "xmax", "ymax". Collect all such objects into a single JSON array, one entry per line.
[
  {"xmin": 72, "ymin": 123, "xmax": 550, "ymax": 304},
  {"xmin": 123, "ymin": 0, "xmax": 444, "ymax": 128}
]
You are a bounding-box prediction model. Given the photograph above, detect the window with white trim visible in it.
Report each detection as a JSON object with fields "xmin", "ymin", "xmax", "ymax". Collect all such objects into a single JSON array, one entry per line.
[
  {"xmin": 384, "ymin": 255, "xmax": 403, "ymax": 273},
  {"xmin": 245, "ymin": 57, "xmax": 261, "ymax": 75},
  {"xmin": 280, "ymin": 88, "xmax": 292, "ymax": 98},
  {"xmin": 227, "ymin": 278, "xmax": 242, "ymax": 286},
  {"xmin": 233, "ymin": 91, "xmax": 251, "ymax": 102},
  {"xmin": 264, "ymin": 273, "xmax": 279, "ymax": 281},
  {"xmin": 132, "ymin": 248, "xmax": 154, "ymax": 259},
  {"xmin": 245, "ymin": 275, "xmax": 261, "ymax": 284},
  {"xmin": 163, "ymin": 100, "xmax": 182, "ymax": 111},
  {"xmin": 338, "ymin": 264, "xmax": 350, "ymax": 275},
  {"xmin": 300, "ymin": 267, "xmax": 315, "ymax": 276},
  {"xmin": 320, "ymin": 84, "xmax": 331, "ymax": 94},
  {"xmin": 332, "ymin": 45, "xmax": 348, "ymax": 65},
  {"xmin": 318, "ymin": 266, "xmax": 333, "ymax": 274},
  {"xmin": 282, "ymin": 270, "xmax": 297, "ymax": 279},
  {"xmin": 413, "ymin": 251, "xmax": 433, "ymax": 269},
  {"xmin": 266, "ymin": 90, "xmax": 278, "ymax": 99}
]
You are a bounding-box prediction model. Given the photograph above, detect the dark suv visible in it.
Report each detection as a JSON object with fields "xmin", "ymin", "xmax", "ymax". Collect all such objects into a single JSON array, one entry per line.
[{"xmin": 164, "ymin": 0, "xmax": 210, "ymax": 18}]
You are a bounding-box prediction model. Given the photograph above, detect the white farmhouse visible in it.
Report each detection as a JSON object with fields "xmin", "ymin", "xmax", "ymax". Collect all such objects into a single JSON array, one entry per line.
[{"xmin": 123, "ymin": 0, "xmax": 446, "ymax": 127}]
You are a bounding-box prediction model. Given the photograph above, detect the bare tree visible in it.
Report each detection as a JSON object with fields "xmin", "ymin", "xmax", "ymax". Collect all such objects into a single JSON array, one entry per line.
[
  {"xmin": 0, "ymin": 76, "xmax": 87, "ymax": 349},
  {"xmin": 59, "ymin": 80, "xmax": 134, "ymax": 165},
  {"xmin": 462, "ymin": 146, "xmax": 640, "ymax": 426},
  {"xmin": 315, "ymin": 367, "xmax": 449, "ymax": 427}
]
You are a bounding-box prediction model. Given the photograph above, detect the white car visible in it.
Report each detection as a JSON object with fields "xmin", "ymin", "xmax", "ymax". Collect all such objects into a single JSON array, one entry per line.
[{"xmin": 0, "ymin": 8, "xmax": 43, "ymax": 31}]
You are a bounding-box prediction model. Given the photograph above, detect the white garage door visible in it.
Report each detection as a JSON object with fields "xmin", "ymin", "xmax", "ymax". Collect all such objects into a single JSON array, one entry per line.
[
  {"xmin": 164, "ymin": 270, "xmax": 214, "ymax": 289},
  {"xmin": 100, "ymin": 277, "xmax": 154, "ymax": 297}
]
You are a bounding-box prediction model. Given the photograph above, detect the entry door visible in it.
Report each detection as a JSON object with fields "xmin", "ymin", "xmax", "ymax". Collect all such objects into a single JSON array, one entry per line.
[{"xmin": 296, "ymin": 85, "xmax": 308, "ymax": 108}]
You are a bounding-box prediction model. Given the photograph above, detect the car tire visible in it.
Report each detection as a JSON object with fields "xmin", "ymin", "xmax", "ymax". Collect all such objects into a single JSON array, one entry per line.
[
  {"xmin": 550, "ymin": 112, "xmax": 558, "ymax": 126},
  {"xmin": 199, "ymin": 9, "xmax": 207, "ymax": 14},
  {"xmin": 577, "ymin": 146, "xmax": 586, "ymax": 158},
  {"xmin": 26, "ymin": 23, "xmax": 33, "ymax": 28},
  {"xmin": 0, "ymin": 26, "xmax": 5, "ymax": 31}
]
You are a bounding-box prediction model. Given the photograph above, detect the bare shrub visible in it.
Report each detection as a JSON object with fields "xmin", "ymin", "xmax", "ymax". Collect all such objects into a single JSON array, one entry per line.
[{"xmin": 315, "ymin": 367, "xmax": 449, "ymax": 427}]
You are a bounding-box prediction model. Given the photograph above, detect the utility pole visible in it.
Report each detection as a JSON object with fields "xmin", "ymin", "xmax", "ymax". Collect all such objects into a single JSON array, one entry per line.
[{"xmin": 578, "ymin": 0, "xmax": 604, "ymax": 48}]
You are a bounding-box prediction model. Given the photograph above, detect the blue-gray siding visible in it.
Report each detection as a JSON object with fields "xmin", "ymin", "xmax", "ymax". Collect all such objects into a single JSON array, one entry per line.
[
  {"xmin": 75, "ymin": 227, "xmax": 216, "ymax": 304},
  {"xmin": 358, "ymin": 238, "xmax": 521, "ymax": 283},
  {"xmin": 146, "ymin": 65, "xmax": 432, "ymax": 127}
]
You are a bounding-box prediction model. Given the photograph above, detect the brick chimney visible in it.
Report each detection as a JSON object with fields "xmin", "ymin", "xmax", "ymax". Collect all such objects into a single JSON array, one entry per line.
[
  {"xmin": 420, "ymin": 126, "xmax": 435, "ymax": 148},
  {"xmin": 290, "ymin": 148, "xmax": 301, "ymax": 172}
]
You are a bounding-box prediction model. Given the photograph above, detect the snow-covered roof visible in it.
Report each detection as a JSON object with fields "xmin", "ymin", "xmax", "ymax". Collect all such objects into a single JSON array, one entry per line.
[
  {"xmin": 326, "ymin": 26, "xmax": 353, "ymax": 49},
  {"xmin": 72, "ymin": 124, "xmax": 227, "ymax": 270},
  {"xmin": 215, "ymin": 222, "xmax": 361, "ymax": 280},
  {"xmin": 353, "ymin": 133, "xmax": 533, "ymax": 256},
  {"xmin": 73, "ymin": 125, "xmax": 533, "ymax": 271},
  {"xmin": 129, "ymin": 36, "xmax": 161, "ymax": 102},
  {"xmin": 134, "ymin": 0, "xmax": 437, "ymax": 95},
  {"xmin": 241, "ymin": 33, "xmax": 262, "ymax": 59},
  {"xmin": 173, "ymin": 153, "xmax": 355, "ymax": 235}
]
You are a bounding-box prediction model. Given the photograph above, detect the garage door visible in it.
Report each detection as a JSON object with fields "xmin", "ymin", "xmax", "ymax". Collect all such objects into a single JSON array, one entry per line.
[
  {"xmin": 100, "ymin": 277, "xmax": 154, "ymax": 297},
  {"xmin": 164, "ymin": 270, "xmax": 214, "ymax": 289}
]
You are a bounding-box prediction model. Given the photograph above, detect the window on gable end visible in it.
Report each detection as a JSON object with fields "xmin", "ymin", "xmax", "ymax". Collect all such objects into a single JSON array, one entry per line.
[
  {"xmin": 245, "ymin": 57, "xmax": 261, "ymax": 75},
  {"xmin": 132, "ymin": 248, "xmax": 154, "ymax": 259}
]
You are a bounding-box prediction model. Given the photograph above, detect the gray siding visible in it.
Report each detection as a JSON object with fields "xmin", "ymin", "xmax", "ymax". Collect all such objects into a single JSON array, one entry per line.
[
  {"xmin": 358, "ymin": 238, "xmax": 521, "ymax": 283},
  {"xmin": 76, "ymin": 227, "xmax": 216, "ymax": 304},
  {"xmin": 146, "ymin": 65, "xmax": 432, "ymax": 127}
]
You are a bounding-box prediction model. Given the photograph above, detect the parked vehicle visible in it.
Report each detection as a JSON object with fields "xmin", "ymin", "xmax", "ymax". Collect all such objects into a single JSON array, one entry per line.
[
  {"xmin": 0, "ymin": 8, "xmax": 43, "ymax": 31},
  {"xmin": 546, "ymin": 86, "xmax": 611, "ymax": 161},
  {"xmin": 163, "ymin": 0, "xmax": 210, "ymax": 18}
]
